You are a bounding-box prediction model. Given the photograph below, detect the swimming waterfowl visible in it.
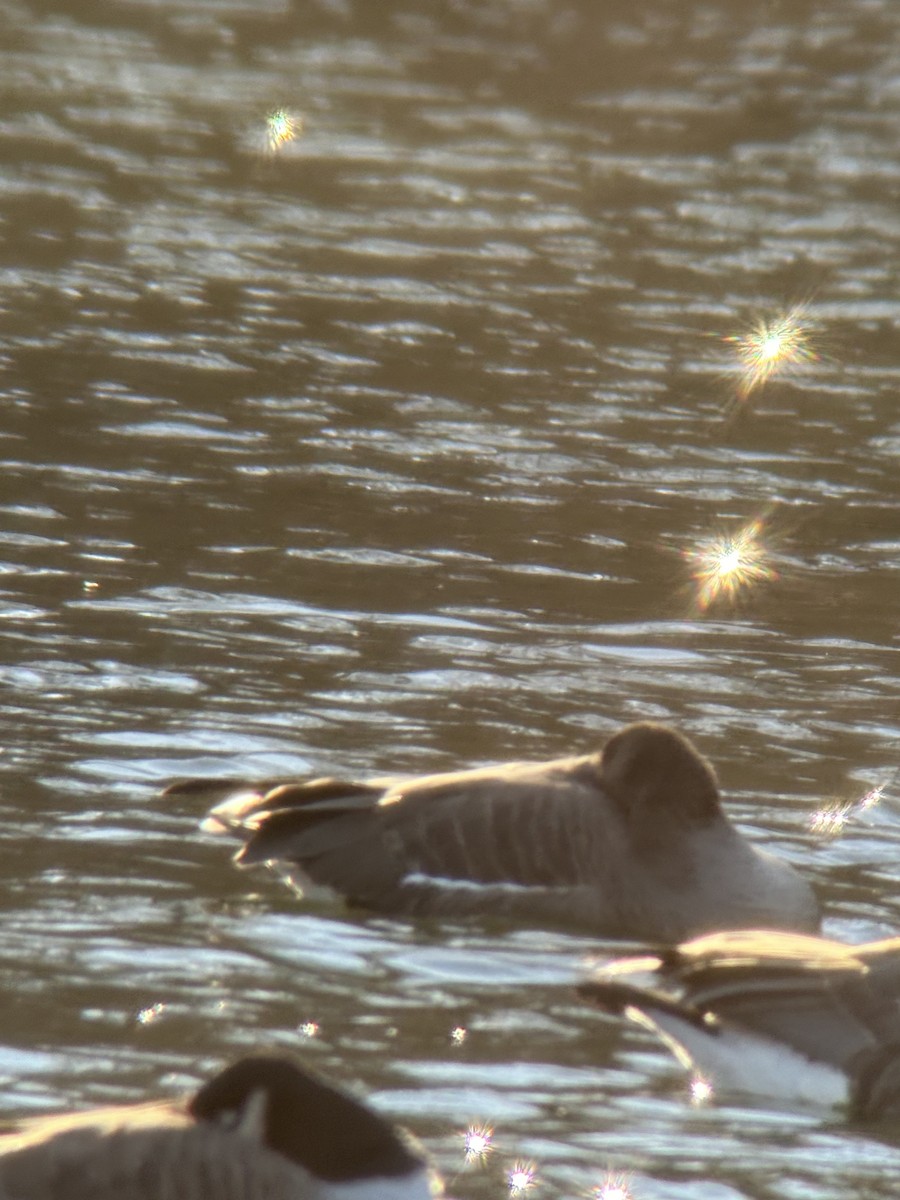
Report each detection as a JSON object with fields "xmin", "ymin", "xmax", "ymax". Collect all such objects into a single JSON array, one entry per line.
[
  {"xmin": 169, "ymin": 721, "xmax": 819, "ymax": 941},
  {"xmin": 578, "ymin": 929, "xmax": 900, "ymax": 1117},
  {"xmin": 0, "ymin": 1054, "xmax": 440, "ymax": 1199}
]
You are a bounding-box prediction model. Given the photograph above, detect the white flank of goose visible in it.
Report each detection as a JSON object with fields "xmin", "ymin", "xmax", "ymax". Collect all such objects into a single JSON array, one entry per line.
[{"xmin": 578, "ymin": 929, "xmax": 900, "ymax": 1117}]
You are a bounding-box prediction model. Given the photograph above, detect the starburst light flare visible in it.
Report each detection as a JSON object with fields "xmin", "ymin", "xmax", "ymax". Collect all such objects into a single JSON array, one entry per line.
[
  {"xmin": 136, "ymin": 1001, "xmax": 166, "ymax": 1026},
  {"xmin": 683, "ymin": 515, "xmax": 777, "ymax": 611},
  {"xmin": 809, "ymin": 780, "xmax": 889, "ymax": 838},
  {"xmin": 860, "ymin": 783, "xmax": 887, "ymax": 810},
  {"xmin": 265, "ymin": 108, "xmax": 302, "ymax": 153},
  {"xmin": 690, "ymin": 1074, "xmax": 714, "ymax": 1105},
  {"xmin": 508, "ymin": 1160, "xmax": 537, "ymax": 1195},
  {"xmin": 808, "ymin": 802, "xmax": 852, "ymax": 838},
  {"xmin": 462, "ymin": 1123, "xmax": 493, "ymax": 1164},
  {"xmin": 725, "ymin": 304, "xmax": 819, "ymax": 399},
  {"xmin": 593, "ymin": 1171, "xmax": 633, "ymax": 1200}
]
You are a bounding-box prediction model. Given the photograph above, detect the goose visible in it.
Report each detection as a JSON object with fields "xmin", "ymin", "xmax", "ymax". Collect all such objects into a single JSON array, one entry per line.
[
  {"xmin": 577, "ymin": 929, "xmax": 900, "ymax": 1117},
  {"xmin": 0, "ymin": 1054, "xmax": 441, "ymax": 1199},
  {"xmin": 168, "ymin": 721, "xmax": 819, "ymax": 941}
]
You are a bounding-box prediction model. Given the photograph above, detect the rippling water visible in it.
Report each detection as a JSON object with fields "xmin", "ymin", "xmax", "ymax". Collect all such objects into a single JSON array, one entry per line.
[{"xmin": 1, "ymin": 0, "xmax": 899, "ymax": 1196}]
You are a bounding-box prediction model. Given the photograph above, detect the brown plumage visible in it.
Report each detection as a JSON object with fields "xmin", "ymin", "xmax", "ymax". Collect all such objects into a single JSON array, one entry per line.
[
  {"xmin": 578, "ymin": 930, "xmax": 900, "ymax": 1117},
  {"xmin": 0, "ymin": 1055, "xmax": 439, "ymax": 1199},
  {"xmin": 169, "ymin": 721, "xmax": 820, "ymax": 941}
]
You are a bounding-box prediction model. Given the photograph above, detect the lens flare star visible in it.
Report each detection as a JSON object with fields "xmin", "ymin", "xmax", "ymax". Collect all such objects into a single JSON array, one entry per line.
[
  {"xmin": 683, "ymin": 515, "xmax": 777, "ymax": 611},
  {"xmin": 859, "ymin": 783, "xmax": 887, "ymax": 810},
  {"xmin": 725, "ymin": 305, "xmax": 819, "ymax": 399},
  {"xmin": 593, "ymin": 1171, "xmax": 633, "ymax": 1200},
  {"xmin": 808, "ymin": 802, "xmax": 853, "ymax": 838},
  {"xmin": 136, "ymin": 1002, "xmax": 166, "ymax": 1026},
  {"xmin": 690, "ymin": 1074, "xmax": 714, "ymax": 1105},
  {"xmin": 265, "ymin": 108, "xmax": 301, "ymax": 153},
  {"xmin": 462, "ymin": 1124, "xmax": 493, "ymax": 1164},
  {"xmin": 809, "ymin": 781, "xmax": 888, "ymax": 838},
  {"xmin": 508, "ymin": 1161, "xmax": 537, "ymax": 1195}
]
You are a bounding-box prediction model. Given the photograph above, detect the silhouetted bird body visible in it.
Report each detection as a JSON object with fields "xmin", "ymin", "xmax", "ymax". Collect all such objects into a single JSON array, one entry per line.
[
  {"xmin": 0, "ymin": 1056, "xmax": 440, "ymax": 1199},
  {"xmin": 169, "ymin": 722, "xmax": 820, "ymax": 941}
]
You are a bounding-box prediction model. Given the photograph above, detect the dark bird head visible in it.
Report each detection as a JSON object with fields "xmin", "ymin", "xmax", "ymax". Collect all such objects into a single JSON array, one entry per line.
[
  {"xmin": 189, "ymin": 1055, "xmax": 427, "ymax": 1185},
  {"xmin": 600, "ymin": 723, "xmax": 722, "ymax": 829}
]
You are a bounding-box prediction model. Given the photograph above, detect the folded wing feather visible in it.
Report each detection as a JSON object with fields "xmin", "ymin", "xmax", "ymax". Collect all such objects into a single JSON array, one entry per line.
[{"xmin": 181, "ymin": 759, "xmax": 609, "ymax": 907}]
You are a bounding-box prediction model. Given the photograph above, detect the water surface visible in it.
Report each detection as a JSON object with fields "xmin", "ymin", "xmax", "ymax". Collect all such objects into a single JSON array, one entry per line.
[{"xmin": 1, "ymin": 1, "xmax": 899, "ymax": 1196}]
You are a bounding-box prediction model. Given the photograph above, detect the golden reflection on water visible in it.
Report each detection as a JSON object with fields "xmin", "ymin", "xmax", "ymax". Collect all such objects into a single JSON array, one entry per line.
[
  {"xmin": 859, "ymin": 782, "xmax": 888, "ymax": 811},
  {"xmin": 682, "ymin": 513, "xmax": 778, "ymax": 611},
  {"xmin": 264, "ymin": 107, "xmax": 302, "ymax": 153},
  {"xmin": 808, "ymin": 781, "xmax": 888, "ymax": 839},
  {"xmin": 808, "ymin": 801, "xmax": 854, "ymax": 838},
  {"xmin": 725, "ymin": 304, "xmax": 820, "ymax": 400}
]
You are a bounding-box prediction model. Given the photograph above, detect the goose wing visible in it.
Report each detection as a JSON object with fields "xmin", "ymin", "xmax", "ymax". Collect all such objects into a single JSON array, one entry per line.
[
  {"xmin": 180, "ymin": 755, "xmax": 612, "ymax": 913},
  {"xmin": 372, "ymin": 755, "xmax": 607, "ymax": 889},
  {"xmin": 587, "ymin": 931, "xmax": 900, "ymax": 1071}
]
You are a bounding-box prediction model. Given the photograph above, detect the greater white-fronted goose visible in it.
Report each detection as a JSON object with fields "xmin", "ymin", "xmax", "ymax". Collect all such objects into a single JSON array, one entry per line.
[
  {"xmin": 168, "ymin": 721, "xmax": 819, "ymax": 941},
  {"xmin": 578, "ymin": 929, "xmax": 900, "ymax": 1117},
  {"xmin": 0, "ymin": 1055, "xmax": 441, "ymax": 1199}
]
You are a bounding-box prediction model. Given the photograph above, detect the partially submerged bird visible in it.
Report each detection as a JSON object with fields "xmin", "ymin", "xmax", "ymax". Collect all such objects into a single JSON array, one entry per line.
[
  {"xmin": 0, "ymin": 1054, "xmax": 440, "ymax": 1199},
  {"xmin": 578, "ymin": 930, "xmax": 900, "ymax": 1118},
  {"xmin": 169, "ymin": 721, "xmax": 819, "ymax": 941}
]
